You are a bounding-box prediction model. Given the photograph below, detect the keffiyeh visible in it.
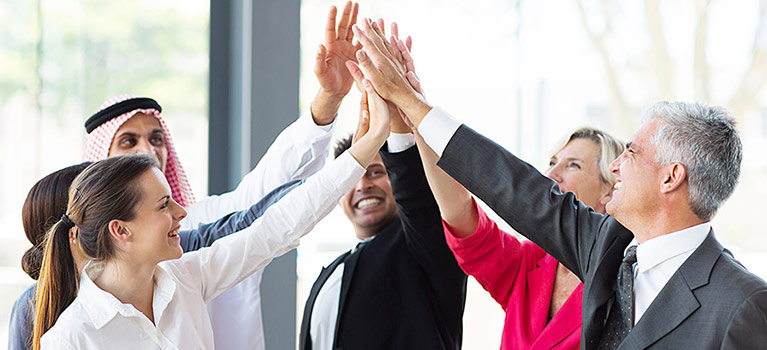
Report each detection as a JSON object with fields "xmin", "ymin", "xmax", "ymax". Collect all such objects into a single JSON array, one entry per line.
[{"xmin": 83, "ymin": 94, "xmax": 195, "ymax": 207}]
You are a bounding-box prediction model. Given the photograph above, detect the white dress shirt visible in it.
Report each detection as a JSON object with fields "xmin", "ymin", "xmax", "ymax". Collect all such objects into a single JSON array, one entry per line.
[
  {"xmin": 630, "ymin": 222, "xmax": 710, "ymax": 324},
  {"xmin": 41, "ymin": 151, "xmax": 364, "ymax": 350},
  {"xmin": 308, "ymin": 134, "xmax": 415, "ymax": 350},
  {"xmin": 181, "ymin": 110, "xmax": 334, "ymax": 350}
]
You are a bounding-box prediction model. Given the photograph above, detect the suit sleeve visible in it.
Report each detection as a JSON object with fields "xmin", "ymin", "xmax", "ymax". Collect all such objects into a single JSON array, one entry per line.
[
  {"xmin": 379, "ymin": 144, "xmax": 467, "ymax": 282},
  {"xmin": 178, "ymin": 179, "xmax": 303, "ymax": 252},
  {"xmin": 436, "ymin": 124, "xmax": 626, "ymax": 280},
  {"xmin": 721, "ymin": 290, "xmax": 767, "ymax": 349}
]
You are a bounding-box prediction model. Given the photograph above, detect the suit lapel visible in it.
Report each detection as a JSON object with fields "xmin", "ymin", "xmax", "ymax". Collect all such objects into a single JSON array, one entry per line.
[
  {"xmin": 584, "ymin": 230, "xmax": 629, "ymax": 347},
  {"xmin": 333, "ymin": 246, "xmax": 364, "ymax": 344},
  {"xmin": 299, "ymin": 251, "xmax": 350, "ymax": 350},
  {"xmin": 620, "ymin": 230, "xmax": 722, "ymax": 350}
]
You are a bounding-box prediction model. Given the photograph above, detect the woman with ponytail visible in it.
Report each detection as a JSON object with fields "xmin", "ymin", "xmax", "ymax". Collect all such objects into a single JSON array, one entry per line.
[
  {"xmin": 34, "ymin": 80, "xmax": 391, "ymax": 349},
  {"xmin": 9, "ymin": 163, "xmax": 91, "ymax": 350}
]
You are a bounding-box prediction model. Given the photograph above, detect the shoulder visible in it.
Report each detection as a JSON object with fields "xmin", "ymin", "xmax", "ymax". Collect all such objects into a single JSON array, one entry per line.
[
  {"xmin": 41, "ymin": 300, "xmax": 92, "ymax": 350},
  {"xmin": 712, "ymin": 252, "xmax": 767, "ymax": 299}
]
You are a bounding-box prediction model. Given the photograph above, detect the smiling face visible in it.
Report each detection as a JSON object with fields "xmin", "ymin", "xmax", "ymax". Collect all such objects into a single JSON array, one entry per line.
[
  {"xmin": 121, "ymin": 167, "xmax": 187, "ymax": 264},
  {"xmin": 606, "ymin": 119, "xmax": 664, "ymax": 226},
  {"xmin": 109, "ymin": 113, "xmax": 168, "ymax": 172},
  {"xmin": 545, "ymin": 138, "xmax": 613, "ymax": 214},
  {"xmin": 340, "ymin": 154, "xmax": 399, "ymax": 239}
]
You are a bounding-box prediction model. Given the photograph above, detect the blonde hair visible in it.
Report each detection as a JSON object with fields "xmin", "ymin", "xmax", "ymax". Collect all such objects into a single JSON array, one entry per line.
[{"xmin": 552, "ymin": 127, "xmax": 624, "ymax": 186}]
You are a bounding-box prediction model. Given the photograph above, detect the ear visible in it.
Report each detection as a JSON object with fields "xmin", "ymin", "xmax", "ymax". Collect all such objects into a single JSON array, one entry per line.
[
  {"xmin": 107, "ymin": 220, "xmax": 133, "ymax": 243},
  {"xmin": 660, "ymin": 163, "xmax": 686, "ymax": 194}
]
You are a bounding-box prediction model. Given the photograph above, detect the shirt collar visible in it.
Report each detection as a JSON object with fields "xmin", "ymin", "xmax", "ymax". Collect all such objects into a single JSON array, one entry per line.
[
  {"xmin": 78, "ymin": 261, "xmax": 177, "ymax": 329},
  {"xmin": 631, "ymin": 222, "xmax": 711, "ymax": 273}
]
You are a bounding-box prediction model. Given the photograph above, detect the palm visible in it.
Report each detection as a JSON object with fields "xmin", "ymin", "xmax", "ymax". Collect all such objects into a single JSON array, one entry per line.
[
  {"xmin": 315, "ymin": 2, "xmax": 360, "ymax": 97},
  {"xmin": 319, "ymin": 40, "xmax": 359, "ymax": 95}
]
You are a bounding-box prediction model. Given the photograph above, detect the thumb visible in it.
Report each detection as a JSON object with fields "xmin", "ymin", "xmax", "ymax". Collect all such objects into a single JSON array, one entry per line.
[{"xmin": 314, "ymin": 45, "xmax": 328, "ymax": 74}]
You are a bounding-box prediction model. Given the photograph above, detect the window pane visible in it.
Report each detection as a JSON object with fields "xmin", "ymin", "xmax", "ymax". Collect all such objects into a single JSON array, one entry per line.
[{"xmin": 0, "ymin": 0, "xmax": 209, "ymax": 344}]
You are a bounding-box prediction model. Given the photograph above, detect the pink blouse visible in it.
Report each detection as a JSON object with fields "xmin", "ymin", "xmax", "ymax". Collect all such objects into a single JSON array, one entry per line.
[{"xmin": 444, "ymin": 202, "xmax": 582, "ymax": 350}]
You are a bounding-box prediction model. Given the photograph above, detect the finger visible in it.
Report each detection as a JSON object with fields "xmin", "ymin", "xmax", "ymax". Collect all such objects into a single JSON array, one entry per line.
[
  {"xmin": 376, "ymin": 18, "xmax": 386, "ymax": 36},
  {"xmin": 391, "ymin": 22, "xmax": 399, "ymax": 40},
  {"xmin": 346, "ymin": 2, "xmax": 359, "ymax": 41},
  {"xmin": 372, "ymin": 18, "xmax": 394, "ymax": 56},
  {"xmin": 390, "ymin": 35, "xmax": 404, "ymax": 67},
  {"xmin": 353, "ymin": 92, "xmax": 370, "ymax": 144},
  {"xmin": 314, "ymin": 44, "xmax": 328, "ymax": 75},
  {"xmin": 397, "ymin": 39, "xmax": 416, "ymax": 73},
  {"xmin": 360, "ymin": 19, "xmax": 388, "ymax": 55},
  {"xmin": 337, "ymin": 1, "xmax": 352, "ymax": 40},
  {"xmin": 325, "ymin": 6, "xmax": 337, "ymax": 44},
  {"xmin": 406, "ymin": 36, "xmax": 412, "ymax": 51},
  {"xmin": 406, "ymin": 71, "xmax": 423, "ymax": 95},
  {"xmin": 345, "ymin": 60, "xmax": 365, "ymax": 92}
]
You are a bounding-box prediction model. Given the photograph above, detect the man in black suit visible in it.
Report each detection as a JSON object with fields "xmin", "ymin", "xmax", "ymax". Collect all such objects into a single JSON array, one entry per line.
[
  {"xmin": 298, "ymin": 131, "xmax": 467, "ymax": 350},
  {"xmin": 348, "ymin": 19, "xmax": 767, "ymax": 349}
]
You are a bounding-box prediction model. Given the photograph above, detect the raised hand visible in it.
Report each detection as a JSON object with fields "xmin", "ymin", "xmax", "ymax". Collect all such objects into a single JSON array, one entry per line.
[
  {"xmin": 349, "ymin": 19, "xmax": 432, "ymax": 127},
  {"xmin": 347, "ymin": 79, "xmax": 391, "ymax": 167},
  {"xmin": 310, "ymin": 1, "xmax": 361, "ymax": 125}
]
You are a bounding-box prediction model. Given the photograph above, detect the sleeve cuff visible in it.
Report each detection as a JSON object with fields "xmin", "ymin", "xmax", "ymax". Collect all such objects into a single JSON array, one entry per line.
[
  {"xmin": 386, "ymin": 132, "xmax": 416, "ymax": 153},
  {"xmin": 301, "ymin": 108, "xmax": 336, "ymax": 133},
  {"xmin": 417, "ymin": 106, "xmax": 461, "ymax": 157}
]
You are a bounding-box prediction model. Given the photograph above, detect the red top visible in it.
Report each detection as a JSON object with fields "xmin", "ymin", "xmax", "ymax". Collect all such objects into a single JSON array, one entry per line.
[{"xmin": 444, "ymin": 202, "xmax": 582, "ymax": 350}]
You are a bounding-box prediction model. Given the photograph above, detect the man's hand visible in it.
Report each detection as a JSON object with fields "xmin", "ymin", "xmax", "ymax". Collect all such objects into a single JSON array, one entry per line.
[
  {"xmin": 310, "ymin": 1, "xmax": 361, "ymax": 125},
  {"xmin": 349, "ymin": 19, "xmax": 431, "ymax": 128}
]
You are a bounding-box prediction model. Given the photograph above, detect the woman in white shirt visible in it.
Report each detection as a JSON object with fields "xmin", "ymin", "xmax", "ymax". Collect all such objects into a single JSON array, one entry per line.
[{"xmin": 32, "ymin": 80, "xmax": 390, "ymax": 350}]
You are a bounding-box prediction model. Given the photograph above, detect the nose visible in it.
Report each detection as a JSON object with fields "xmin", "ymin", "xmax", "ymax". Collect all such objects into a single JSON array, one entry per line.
[
  {"xmin": 544, "ymin": 163, "xmax": 563, "ymax": 184},
  {"xmin": 354, "ymin": 176, "xmax": 374, "ymax": 192},
  {"xmin": 170, "ymin": 199, "xmax": 187, "ymax": 222},
  {"xmin": 609, "ymin": 152, "xmax": 624, "ymax": 174}
]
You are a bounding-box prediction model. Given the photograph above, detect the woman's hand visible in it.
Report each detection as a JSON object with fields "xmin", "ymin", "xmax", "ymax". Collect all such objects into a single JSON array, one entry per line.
[{"xmin": 348, "ymin": 79, "xmax": 391, "ymax": 167}]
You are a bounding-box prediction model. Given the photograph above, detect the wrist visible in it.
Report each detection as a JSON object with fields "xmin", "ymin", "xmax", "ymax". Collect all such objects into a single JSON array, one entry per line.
[
  {"xmin": 310, "ymin": 89, "xmax": 345, "ymax": 125},
  {"xmin": 399, "ymin": 94, "xmax": 432, "ymax": 127}
]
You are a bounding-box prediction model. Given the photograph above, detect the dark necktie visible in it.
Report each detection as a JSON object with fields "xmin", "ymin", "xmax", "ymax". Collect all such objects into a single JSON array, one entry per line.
[{"xmin": 598, "ymin": 245, "xmax": 638, "ymax": 350}]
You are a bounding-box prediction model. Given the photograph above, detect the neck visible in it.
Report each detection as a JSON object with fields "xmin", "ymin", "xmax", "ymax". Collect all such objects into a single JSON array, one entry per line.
[
  {"xmin": 93, "ymin": 259, "xmax": 157, "ymax": 322},
  {"xmin": 630, "ymin": 208, "xmax": 707, "ymax": 244}
]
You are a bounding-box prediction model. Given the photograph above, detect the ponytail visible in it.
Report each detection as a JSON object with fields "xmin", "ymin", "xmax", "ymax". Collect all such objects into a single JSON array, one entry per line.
[{"xmin": 33, "ymin": 220, "xmax": 79, "ymax": 350}]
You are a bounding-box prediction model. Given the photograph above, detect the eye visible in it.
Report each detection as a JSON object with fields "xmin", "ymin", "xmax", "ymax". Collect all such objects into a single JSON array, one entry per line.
[
  {"xmin": 548, "ymin": 160, "xmax": 556, "ymax": 167},
  {"xmin": 119, "ymin": 137, "xmax": 137, "ymax": 148},
  {"xmin": 160, "ymin": 199, "xmax": 169, "ymax": 209},
  {"xmin": 150, "ymin": 133, "xmax": 165, "ymax": 147},
  {"xmin": 568, "ymin": 162, "xmax": 581, "ymax": 169}
]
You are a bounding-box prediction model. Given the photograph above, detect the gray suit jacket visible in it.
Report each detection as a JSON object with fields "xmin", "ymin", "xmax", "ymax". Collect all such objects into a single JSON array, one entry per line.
[{"xmin": 437, "ymin": 125, "xmax": 767, "ymax": 349}]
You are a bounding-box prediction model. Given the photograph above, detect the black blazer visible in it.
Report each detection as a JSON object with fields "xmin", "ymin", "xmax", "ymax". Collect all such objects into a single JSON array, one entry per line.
[
  {"xmin": 299, "ymin": 145, "xmax": 468, "ymax": 350},
  {"xmin": 437, "ymin": 125, "xmax": 767, "ymax": 349}
]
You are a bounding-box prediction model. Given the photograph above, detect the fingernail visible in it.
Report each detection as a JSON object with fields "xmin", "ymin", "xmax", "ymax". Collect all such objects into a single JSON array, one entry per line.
[{"xmin": 357, "ymin": 50, "xmax": 367, "ymax": 60}]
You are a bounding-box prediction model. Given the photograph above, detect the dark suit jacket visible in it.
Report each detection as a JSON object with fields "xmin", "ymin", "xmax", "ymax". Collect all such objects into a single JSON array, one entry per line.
[
  {"xmin": 437, "ymin": 125, "xmax": 767, "ymax": 349},
  {"xmin": 299, "ymin": 145, "xmax": 468, "ymax": 350}
]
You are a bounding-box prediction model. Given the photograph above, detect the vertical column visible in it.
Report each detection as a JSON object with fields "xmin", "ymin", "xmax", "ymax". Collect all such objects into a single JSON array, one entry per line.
[{"xmin": 209, "ymin": 0, "xmax": 300, "ymax": 349}]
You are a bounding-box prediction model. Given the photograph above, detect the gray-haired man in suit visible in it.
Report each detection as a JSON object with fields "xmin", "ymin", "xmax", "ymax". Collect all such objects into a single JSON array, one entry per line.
[{"xmin": 346, "ymin": 19, "xmax": 767, "ymax": 349}]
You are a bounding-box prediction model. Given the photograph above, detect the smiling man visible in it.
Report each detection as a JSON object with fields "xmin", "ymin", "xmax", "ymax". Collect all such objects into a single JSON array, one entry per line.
[{"xmin": 298, "ymin": 133, "xmax": 467, "ymax": 350}]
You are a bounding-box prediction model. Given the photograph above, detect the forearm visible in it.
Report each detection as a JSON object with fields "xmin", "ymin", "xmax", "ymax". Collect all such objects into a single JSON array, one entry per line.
[
  {"xmin": 416, "ymin": 133, "xmax": 477, "ymax": 237},
  {"xmin": 310, "ymin": 89, "xmax": 344, "ymax": 126}
]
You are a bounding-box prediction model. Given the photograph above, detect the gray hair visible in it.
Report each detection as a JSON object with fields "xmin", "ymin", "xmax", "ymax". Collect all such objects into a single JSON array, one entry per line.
[{"xmin": 643, "ymin": 101, "xmax": 742, "ymax": 220}]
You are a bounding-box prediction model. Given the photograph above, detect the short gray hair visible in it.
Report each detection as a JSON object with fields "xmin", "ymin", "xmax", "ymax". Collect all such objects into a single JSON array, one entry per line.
[{"xmin": 643, "ymin": 101, "xmax": 742, "ymax": 220}]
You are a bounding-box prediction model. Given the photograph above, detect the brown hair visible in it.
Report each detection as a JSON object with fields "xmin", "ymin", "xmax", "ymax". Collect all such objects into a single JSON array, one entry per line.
[
  {"xmin": 33, "ymin": 154, "xmax": 157, "ymax": 350},
  {"xmin": 21, "ymin": 162, "xmax": 91, "ymax": 280}
]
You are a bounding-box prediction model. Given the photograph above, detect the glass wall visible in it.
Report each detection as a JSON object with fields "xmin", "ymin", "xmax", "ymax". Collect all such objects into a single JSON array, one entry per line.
[
  {"xmin": 0, "ymin": 0, "xmax": 209, "ymax": 344},
  {"xmin": 298, "ymin": 1, "xmax": 767, "ymax": 348}
]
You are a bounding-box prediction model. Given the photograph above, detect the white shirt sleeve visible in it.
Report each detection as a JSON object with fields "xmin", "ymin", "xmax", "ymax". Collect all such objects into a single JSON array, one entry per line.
[
  {"xmin": 172, "ymin": 151, "xmax": 364, "ymax": 303},
  {"xmin": 181, "ymin": 109, "xmax": 336, "ymax": 229},
  {"xmin": 386, "ymin": 132, "xmax": 416, "ymax": 153},
  {"xmin": 416, "ymin": 106, "xmax": 462, "ymax": 157}
]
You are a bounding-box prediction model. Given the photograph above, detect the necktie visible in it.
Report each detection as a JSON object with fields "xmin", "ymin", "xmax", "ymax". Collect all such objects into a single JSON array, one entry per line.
[{"xmin": 598, "ymin": 245, "xmax": 638, "ymax": 350}]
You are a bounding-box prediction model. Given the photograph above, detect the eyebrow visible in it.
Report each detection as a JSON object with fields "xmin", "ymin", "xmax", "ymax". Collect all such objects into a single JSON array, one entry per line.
[
  {"xmin": 157, "ymin": 195, "xmax": 170, "ymax": 203},
  {"xmin": 367, "ymin": 163, "xmax": 385, "ymax": 170},
  {"xmin": 116, "ymin": 129, "xmax": 164, "ymax": 138}
]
